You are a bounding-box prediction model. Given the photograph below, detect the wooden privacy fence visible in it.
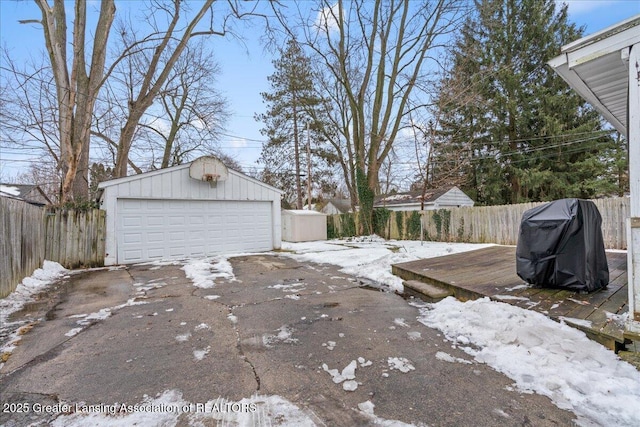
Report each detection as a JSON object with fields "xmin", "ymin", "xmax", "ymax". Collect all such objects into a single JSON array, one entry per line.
[
  {"xmin": 44, "ymin": 208, "xmax": 106, "ymax": 270},
  {"xmin": 0, "ymin": 197, "xmax": 105, "ymax": 298},
  {"xmin": 1, "ymin": 197, "xmax": 46, "ymax": 298},
  {"xmin": 327, "ymin": 197, "xmax": 630, "ymax": 250}
]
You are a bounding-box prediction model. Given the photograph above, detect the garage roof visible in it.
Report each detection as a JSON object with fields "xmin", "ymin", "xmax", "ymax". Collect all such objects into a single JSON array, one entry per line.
[
  {"xmin": 548, "ymin": 14, "xmax": 640, "ymax": 138},
  {"xmin": 97, "ymin": 161, "xmax": 283, "ymax": 194}
]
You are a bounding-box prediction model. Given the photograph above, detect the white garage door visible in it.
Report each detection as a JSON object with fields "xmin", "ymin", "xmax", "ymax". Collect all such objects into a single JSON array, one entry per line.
[{"xmin": 116, "ymin": 198, "xmax": 273, "ymax": 263}]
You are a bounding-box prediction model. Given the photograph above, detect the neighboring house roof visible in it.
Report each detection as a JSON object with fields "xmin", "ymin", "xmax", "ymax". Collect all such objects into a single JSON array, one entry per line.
[
  {"xmin": 373, "ymin": 187, "xmax": 452, "ymax": 207},
  {"xmin": 322, "ymin": 198, "xmax": 352, "ymax": 214},
  {"xmin": 0, "ymin": 183, "xmax": 52, "ymax": 206},
  {"xmin": 374, "ymin": 187, "xmax": 464, "ymax": 208}
]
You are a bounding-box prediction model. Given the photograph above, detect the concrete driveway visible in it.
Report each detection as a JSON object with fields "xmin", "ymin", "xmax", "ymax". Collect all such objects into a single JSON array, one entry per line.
[{"xmin": 0, "ymin": 254, "xmax": 577, "ymax": 426}]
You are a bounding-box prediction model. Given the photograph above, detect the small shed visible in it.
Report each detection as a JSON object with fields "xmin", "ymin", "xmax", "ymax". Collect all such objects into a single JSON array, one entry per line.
[
  {"xmin": 281, "ymin": 210, "xmax": 327, "ymax": 242},
  {"xmin": 98, "ymin": 156, "xmax": 283, "ymax": 265},
  {"xmin": 374, "ymin": 186, "xmax": 474, "ymax": 212}
]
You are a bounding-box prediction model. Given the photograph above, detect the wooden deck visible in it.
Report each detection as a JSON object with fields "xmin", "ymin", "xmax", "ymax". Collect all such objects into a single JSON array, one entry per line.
[{"xmin": 392, "ymin": 246, "xmax": 629, "ymax": 351}]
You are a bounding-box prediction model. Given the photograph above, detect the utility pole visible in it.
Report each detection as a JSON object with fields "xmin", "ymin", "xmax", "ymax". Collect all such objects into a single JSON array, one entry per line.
[
  {"xmin": 293, "ymin": 94, "xmax": 302, "ymax": 209},
  {"xmin": 306, "ymin": 122, "xmax": 312, "ymax": 210}
]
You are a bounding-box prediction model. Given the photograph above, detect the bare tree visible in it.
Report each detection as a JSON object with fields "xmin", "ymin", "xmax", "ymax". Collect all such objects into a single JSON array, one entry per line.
[
  {"xmin": 210, "ymin": 151, "xmax": 243, "ymax": 173},
  {"xmin": 311, "ymin": 61, "xmax": 358, "ymax": 210},
  {"xmin": 0, "ymin": 53, "xmax": 66, "ymax": 202},
  {"xmin": 26, "ymin": 0, "xmax": 116, "ymax": 203},
  {"xmin": 140, "ymin": 41, "xmax": 229, "ymax": 170},
  {"xmin": 407, "ymin": 114, "xmax": 473, "ymax": 199},
  {"xmin": 1, "ymin": 59, "xmax": 63, "ymax": 203},
  {"xmin": 5, "ymin": 0, "xmax": 261, "ymax": 198},
  {"xmin": 378, "ymin": 147, "xmax": 404, "ymax": 195},
  {"xmin": 0, "ymin": 51, "xmax": 61, "ymax": 176},
  {"xmin": 110, "ymin": 0, "xmax": 241, "ymax": 177},
  {"xmin": 274, "ymin": 0, "xmax": 464, "ymax": 232},
  {"xmin": 90, "ymin": 94, "xmax": 143, "ymax": 175}
]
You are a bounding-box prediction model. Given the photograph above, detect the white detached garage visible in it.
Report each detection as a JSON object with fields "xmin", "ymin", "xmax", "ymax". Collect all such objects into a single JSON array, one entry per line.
[{"xmin": 98, "ymin": 156, "xmax": 283, "ymax": 265}]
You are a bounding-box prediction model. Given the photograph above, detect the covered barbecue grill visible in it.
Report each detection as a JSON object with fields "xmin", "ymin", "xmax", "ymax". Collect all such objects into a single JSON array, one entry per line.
[{"xmin": 516, "ymin": 198, "xmax": 609, "ymax": 293}]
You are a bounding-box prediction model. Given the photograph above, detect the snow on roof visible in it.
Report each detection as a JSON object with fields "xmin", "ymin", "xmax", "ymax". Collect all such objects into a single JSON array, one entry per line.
[
  {"xmin": 283, "ymin": 209, "xmax": 327, "ymax": 216},
  {"xmin": 0, "ymin": 183, "xmax": 52, "ymax": 206},
  {"xmin": 380, "ymin": 193, "xmax": 414, "ymax": 202},
  {"xmin": 375, "ymin": 187, "xmax": 457, "ymax": 206},
  {"xmin": 0, "ymin": 184, "xmax": 22, "ymax": 196}
]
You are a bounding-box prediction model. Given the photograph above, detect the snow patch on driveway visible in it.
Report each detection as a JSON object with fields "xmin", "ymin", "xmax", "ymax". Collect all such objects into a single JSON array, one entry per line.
[
  {"xmin": 1, "ymin": 261, "xmax": 68, "ymax": 363},
  {"xmin": 193, "ymin": 346, "xmax": 210, "ymax": 361},
  {"xmin": 182, "ymin": 257, "xmax": 235, "ymax": 288},
  {"xmin": 357, "ymin": 400, "xmax": 415, "ymax": 426},
  {"xmin": 263, "ymin": 325, "xmax": 298, "ymax": 347},
  {"xmin": 50, "ymin": 390, "xmax": 319, "ymax": 427},
  {"xmin": 323, "ymin": 360, "xmax": 357, "ymax": 384},
  {"xmin": 322, "ymin": 360, "xmax": 361, "ymax": 391},
  {"xmin": 63, "ymin": 299, "xmax": 148, "ymax": 337},
  {"xmin": 64, "ymin": 327, "xmax": 83, "ymax": 337},
  {"xmin": 436, "ymin": 351, "xmax": 472, "ymax": 365},
  {"xmin": 175, "ymin": 332, "xmax": 191, "ymax": 342},
  {"xmin": 322, "ymin": 358, "xmax": 375, "ymax": 392},
  {"xmin": 387, "ymin": 357, "xmax": 415, "ymax": 373}
]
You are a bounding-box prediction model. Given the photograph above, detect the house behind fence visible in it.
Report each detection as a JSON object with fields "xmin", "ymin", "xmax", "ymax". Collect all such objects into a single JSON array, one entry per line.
[
  {"xmin": 328, "ymin": 197, "xmax": 630, "ymax": 250},
  {"xmin": 0, "ymin": 197, "xmax": 105, "ymax": 298}
]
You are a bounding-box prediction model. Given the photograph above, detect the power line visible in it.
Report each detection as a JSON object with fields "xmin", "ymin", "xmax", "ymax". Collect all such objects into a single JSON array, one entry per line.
[
  {"xmin": 386, "ymin": 136, "xmax": 618, "ymax": 167},
  {"xmin": 218, "ymin": 132, "xmax": 266, "ymax": 144}
]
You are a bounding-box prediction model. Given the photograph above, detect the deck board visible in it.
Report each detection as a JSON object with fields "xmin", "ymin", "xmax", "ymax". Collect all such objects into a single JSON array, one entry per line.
[{"xmin": 392, "ymin": 245, "xmax": 629, "ymax": 350}]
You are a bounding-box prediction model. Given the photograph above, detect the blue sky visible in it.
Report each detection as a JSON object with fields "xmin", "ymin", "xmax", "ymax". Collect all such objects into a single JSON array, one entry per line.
[{"xmin": 1, "ymin": 0, "xmax": 639, "ymax": 180}]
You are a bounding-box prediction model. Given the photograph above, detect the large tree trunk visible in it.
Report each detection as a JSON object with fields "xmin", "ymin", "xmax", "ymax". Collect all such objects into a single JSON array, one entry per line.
[{"xmin": 36, "ymin": 0, "xmax": 115, "ymax": 203}]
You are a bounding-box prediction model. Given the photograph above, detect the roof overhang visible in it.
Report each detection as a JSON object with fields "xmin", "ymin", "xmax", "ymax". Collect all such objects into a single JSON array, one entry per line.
[{"xmin": 548, "ymin": 15, "xmax": 640, "ymax": 138}]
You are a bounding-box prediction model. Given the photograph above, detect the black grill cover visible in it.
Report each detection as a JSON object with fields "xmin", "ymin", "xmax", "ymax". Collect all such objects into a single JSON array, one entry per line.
[{"xmin": 516, "ymin": 198, "xmax": 609, "ymax": 292}]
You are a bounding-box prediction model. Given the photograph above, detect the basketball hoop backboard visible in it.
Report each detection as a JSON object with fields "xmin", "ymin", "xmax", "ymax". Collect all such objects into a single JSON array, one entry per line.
[{"xmin": 189, "ymin": 156, "xmax": 229, "ymax": 188}]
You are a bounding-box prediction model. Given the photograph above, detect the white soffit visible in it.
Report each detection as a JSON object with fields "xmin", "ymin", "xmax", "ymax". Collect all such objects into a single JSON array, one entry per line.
[{"xmin": 548, "ymin": 15, "xmax": 640, "ymax": 137}]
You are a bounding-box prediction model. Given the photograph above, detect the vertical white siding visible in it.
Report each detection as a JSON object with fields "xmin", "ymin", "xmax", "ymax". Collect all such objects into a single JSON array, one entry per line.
[
  {"xmin": 437, "ymin": 187, "xmax": 475, "ymax": 207},
  {"xmin": 99, "ymin": 164, "xmax": 283, "ymax": 265}
]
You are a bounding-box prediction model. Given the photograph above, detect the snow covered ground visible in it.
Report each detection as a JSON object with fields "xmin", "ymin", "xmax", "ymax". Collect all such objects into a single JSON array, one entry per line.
[
  {"xmin": 281, "ymin": 235, "xmax": 493, "ymax": 293},
  {"xmin": 2, "ymin": 236, "xmax": 639, "ymax": 426},
  {"xmin": 0, "ymin": 261, "xmax": 69, "ymax": 357},
  {"xmin": 418, "ymin": 297, "xmax": 640, "ymax": 427},
  {"xmin": 281, "ymin": 237, "xmax": 640, "ymax": 426}
]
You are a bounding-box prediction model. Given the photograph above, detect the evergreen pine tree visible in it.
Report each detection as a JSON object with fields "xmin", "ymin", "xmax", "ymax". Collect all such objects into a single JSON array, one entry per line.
[
  {"xmin": 432, "ymin": 0, "xmax": 625, "ymax": 205},
  {"xmin": 256, "ymin": 39, "xmax": 324, "ymax": 208}
]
